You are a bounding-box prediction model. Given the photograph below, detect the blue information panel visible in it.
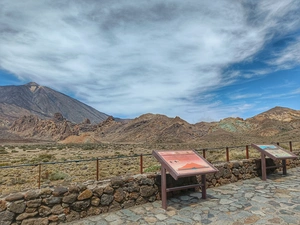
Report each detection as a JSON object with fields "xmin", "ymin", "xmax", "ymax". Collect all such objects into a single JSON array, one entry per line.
[{"xmin": 252, "ymin": 144, "xmax": 297, "ymax": 160}]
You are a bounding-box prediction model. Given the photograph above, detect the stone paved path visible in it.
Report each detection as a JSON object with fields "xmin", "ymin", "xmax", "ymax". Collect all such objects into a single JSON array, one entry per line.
[{"xmin": 64, "ymin": 167, "xmax": 300, "ymax": 225}]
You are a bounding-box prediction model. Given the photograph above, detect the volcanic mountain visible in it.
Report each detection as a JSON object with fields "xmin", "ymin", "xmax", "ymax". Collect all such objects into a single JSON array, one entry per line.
[{"xmin": 0, "ymin": 82, "xmax": 109, "ymax": 125}]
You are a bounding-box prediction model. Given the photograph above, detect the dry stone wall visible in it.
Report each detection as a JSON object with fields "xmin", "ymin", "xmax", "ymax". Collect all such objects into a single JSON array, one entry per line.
[{"xmin": 1, "ymin": 157, "xmax": 300, "ymax": 225}]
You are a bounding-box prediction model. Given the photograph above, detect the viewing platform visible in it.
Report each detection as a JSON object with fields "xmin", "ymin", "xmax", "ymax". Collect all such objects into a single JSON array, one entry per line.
[{"xmin": 64, "ymin": 167, "xmax": 300, "ymax": 225}]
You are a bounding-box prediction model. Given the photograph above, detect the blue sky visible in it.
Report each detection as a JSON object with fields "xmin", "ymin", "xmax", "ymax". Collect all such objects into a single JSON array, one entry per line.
[{"xmin": 0, "ymin": 0, "xmax": 300, "ymax": 123}]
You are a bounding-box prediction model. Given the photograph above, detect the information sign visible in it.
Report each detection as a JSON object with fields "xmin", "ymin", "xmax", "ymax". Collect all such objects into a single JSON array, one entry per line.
[
  {"xmin": 251, "ymin": 144, "xmax": 297, "ymax": 181},
  {"xmin": 153, "ymin": 150, "xmax": 218, "ymax": 180},
  {"xmin": 153, "ymin": 150, "xmax": 218, "ymax": 209},
  {"xmin": 252, "ymin": 144, "xmax": 297, "ymax": 160}
]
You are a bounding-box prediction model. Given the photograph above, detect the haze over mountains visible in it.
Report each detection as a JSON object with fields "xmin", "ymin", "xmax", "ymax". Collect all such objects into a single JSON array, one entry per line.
[{"xmin": 0, "ymin": 82, "xmax": 300, "ymax": 145}]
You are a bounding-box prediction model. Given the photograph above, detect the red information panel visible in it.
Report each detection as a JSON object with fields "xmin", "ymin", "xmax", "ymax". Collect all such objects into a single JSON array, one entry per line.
[
  {"xmin": 153, "ymin": 150, "xmax": 218, "ymax": 180},
  {"xmin": 251, "ymin": 144, "xmax": 297, "ymax": 160}
]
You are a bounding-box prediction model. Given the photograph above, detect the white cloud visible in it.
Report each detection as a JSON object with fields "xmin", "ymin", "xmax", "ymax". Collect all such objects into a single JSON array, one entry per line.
[
  {"xmin": 229, "ymin": 93, "xmax": 262, "ymax": 100},
  {"xmin": 0, "ymin": 0, "xmax": 300, "ymax": 122},
  {"xmin": 267, "ymin": 39, "xmax": 300, "ymax": 69}
]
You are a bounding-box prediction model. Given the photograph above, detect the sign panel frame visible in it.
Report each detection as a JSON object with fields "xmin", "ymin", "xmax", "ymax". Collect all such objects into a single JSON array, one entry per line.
[
  {"xmin": 251, "ymin": 144, "xmax": 297, "ymax": 181},
  {"xmin": 251, "ymin": 144, "xmax": 297, "ymax": 160},
  {"xmin": 153, "ymin": 149, "xmax": 218, "ymax": 180},
  {"xmin": 153, "ymin": 149, "xmax": 218, "ymax": 209}
]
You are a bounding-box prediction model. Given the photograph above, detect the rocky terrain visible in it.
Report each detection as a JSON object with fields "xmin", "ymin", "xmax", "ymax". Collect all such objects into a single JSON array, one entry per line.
[
  {"xmin": 1, "ymin": 82, "xmax": 300, "ymax": 146},
  {"xmin": 1, "ymin": 106, "xmax": 299, "ymax": 147}
]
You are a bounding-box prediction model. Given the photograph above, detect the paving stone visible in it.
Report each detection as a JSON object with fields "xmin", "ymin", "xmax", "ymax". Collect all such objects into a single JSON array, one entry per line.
[
  {"xmin": 244, "ymin": 215, "xmax": 260, "ymax": 224},
  {"xmin": 107, "ymin": 220, "xmax": 123, "ymax": 225},
  {"xmin": 95, "ymin": 221, "xmax": 108, "ymax": 225},
  {"xmin": 189, "ymin": 192, "xmax": 204, "ymax": 198},
  {"xmin": 279, "ymin": 209, "xmax": 295, "ymax": 215},
  {"xmin": 192, "ymin": 214, "xmax": 202, "ymax": 221},
  {"xmin": 280, "ymin": 215, "xmax": 299, "ymax": 224},
  {"xmin": 293, "ymin": 205, "xmax": 300, "ymax": 211},
  {"xmin": 144, "ymin": 216, "xmax": 157, "ymax": 223},
  {"xmin": 219, "ymin": 198, "xmax": 234, "ymax": 204},
  {"xmin": 179, "ymin": 195, "xmax": 192, "ymax": 201},
  {"xmin": 229, "ymin": 206, "xmax": 237, "ymax": 211},
  {"xmin": 63, "ymin": 167, "xmax": 300, "ymax": 225},
  {"xmin": 155, "ymin": 213, "xmax": 168, "ymax": 220},
  {"xmin": 201, "ymin": 219, "xmax": 213, "ymax": 224},
  {"xmin": 172, "ymin": 215, "xmax": 194, "ymax": 223},
  {"xmin": 104, "ymin": 214, "xmax": 120, "ymax": 222}
]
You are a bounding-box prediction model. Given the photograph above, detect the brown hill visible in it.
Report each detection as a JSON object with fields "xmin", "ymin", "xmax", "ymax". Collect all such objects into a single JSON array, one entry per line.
[
  {"xmin": 249, "ymin": 106, "xmax": 300, "ymax": 122},
  {"xmin": 246, "ymin": 106, "xmax": 300, "ymax": 137},
  {"xmin": 6, "ymin": 106, "xmax": 300, "ymax": 145},
  {"xmin": 0, "ymin": 82, "xmax": 109, "ymax": 125}
]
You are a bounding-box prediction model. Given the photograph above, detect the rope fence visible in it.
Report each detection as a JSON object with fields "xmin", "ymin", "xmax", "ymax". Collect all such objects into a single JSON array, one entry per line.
[{"xmin": 1, "ymin": 141, "xmax": 299, "ymax": 190}]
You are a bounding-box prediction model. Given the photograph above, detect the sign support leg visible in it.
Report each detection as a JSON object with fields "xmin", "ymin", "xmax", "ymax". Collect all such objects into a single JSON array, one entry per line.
[
  {"xmin": 282, "ymin": 159, "xmax": 287, "ymax": 175},
  {"xmin": 261, "ymin": 152, "xmax": 267, "ymax": 181},
  {"xmin": 161, "ymin": 166, "xmax": 167, "ymax": 210},
  {"xmin": 201, "ymin": 174, "xmax": 206, "ymax": 199}
]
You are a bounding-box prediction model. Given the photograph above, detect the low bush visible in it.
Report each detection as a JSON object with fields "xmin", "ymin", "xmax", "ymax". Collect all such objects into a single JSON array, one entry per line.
[
  {"xmin": 49, "ymin": 170, "xmax": 69, "ymax": 181},
  {"xmin": 0, "ymin": 149, "xmax": 8, "ymax": 154},
  {"xmin": 144, "ymin": 164, "xmax": 161, "ymax": 173},
  {"xmin": 30, "ymin": 153, "xmax": 56, "ymax": 163}
]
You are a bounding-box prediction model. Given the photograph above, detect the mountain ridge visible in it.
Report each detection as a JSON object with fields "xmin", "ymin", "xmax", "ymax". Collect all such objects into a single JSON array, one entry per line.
[
  {"xmin": 4, "ymin": 106, "xmax": 300, "ymax": 146},
  {"xmin": 1, "ymin": 83, "xmax": 300, "ymax": 145}
]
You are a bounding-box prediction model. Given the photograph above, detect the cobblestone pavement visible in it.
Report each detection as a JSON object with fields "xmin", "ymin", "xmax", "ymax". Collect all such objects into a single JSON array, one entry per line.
[{"xmin": 64, "ymin": 167, "xmax": 300, "ymax": 225}]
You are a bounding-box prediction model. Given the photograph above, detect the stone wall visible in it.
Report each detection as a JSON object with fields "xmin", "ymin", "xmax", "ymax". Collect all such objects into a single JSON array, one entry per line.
[{"xmin": 1, "ymin": 156, "xmax": 300, "ymax": 225}]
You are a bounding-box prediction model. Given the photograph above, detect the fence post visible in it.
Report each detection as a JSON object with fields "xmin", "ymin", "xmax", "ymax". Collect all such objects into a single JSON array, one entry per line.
[
  {"xmin": 202, "ymin": 149, "xmax": 206, "ymax": 158},
  {"xmin": 246, "ymin": 145, "xmax": 249, "ymax": 159},
  {"xmin": 38, "ymin": 164, "xmax": 41, "ymax": 189},
  {"xmin": 289, "ymin": 141, "xmax": 293, "ymax": 152},
  {"xmin": 226, "ymin": 147, "xmax": 229, "ymax": 162},
  {"xmin": 140, "ymin": 154, "xmax": 143, "ymax": 174},
  {"xmin": 96, "ymin": 158, "xmax": 99, "ymax": 181}
]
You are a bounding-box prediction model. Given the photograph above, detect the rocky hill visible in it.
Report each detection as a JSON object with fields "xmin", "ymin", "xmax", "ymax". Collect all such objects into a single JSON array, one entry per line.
[
  {"xmin": 6, "ymin": 106, "xmax": 300, "ymax": 145},
  {"xmin": 0, "ymin": 82, "xmax": 109, "ymax": 125}
]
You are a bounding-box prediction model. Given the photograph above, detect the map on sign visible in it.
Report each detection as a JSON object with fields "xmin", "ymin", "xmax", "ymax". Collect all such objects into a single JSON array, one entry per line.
[
  {"xmin": 258, "ymin": 145, "xmax": 292, "ymax": 158},
  {"xmin": 252, "ymin": 144, "xmax": 297, "ymax": 160},
  {"xmin": 153, "ymin": 150, "xmax": 218, "ymax": 179}
]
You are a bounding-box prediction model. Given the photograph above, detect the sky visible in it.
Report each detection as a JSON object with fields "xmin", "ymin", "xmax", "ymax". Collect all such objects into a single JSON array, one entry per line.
[{"xmin": 0, "ymin": 0, "xmax": 300, "ymax": 123}]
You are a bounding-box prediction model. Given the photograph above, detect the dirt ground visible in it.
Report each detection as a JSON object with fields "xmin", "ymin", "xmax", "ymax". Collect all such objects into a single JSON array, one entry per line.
[{"xmin": 1, "ymin": 142, "xmax": 298, "ymax": 197}]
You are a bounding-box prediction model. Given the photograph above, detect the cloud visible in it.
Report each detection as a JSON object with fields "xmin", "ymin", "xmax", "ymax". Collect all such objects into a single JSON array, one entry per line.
[
  {"xmin": 267, "ymin": 39, "xmax": 300, "ymax": 69},
  {"xmin": 229, "ymin": 93, "xmax": 262, "ymax": 100},
  {"xmin": 0, "ymin": 0, "xmax": 300, "ymax": 122}
]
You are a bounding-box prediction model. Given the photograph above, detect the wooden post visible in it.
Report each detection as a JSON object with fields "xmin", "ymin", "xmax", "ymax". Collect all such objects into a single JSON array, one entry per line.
[
  {"xmin": 96, "ymin": 158, "xmax": 99, "ymax": 181},
  {"xmin": 246, "ymin": 145, "xmax": 249, "ymax": 159},
  {"xmin": 289, "ymin": 141, "xmax": 292, "ymax": 152},
  {"xmin": 38, "ymin": 164, "xmax": 41, "ymax": 189},
  {"xmin": 161, "ymin": 166, "xmax": 167, "ymax": 210},
  {"xmin": 261, "ymin": 152, "xmax": 266, "ymax": 181},
  {"xmin": 282, "ymin": 159, "xmax": 287, "ymax": 175},
  {"xmin": 140, "ymin": 154, "xmax": 143, "ymax": 174},
  {"xmin": 201, "ymin": 174, "xmax": 206, "ymax": 199},
  {"xmin": 226, "ymin": 147, "xmax": 229, "ymax": 162},
  {"xmin": 202, "ymin": 149, "xmax": 206, "ymax": 158}
]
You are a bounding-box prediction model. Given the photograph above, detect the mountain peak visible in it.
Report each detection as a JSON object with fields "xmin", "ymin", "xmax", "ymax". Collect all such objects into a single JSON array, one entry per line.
[
  {"xmin": 25, "ymin": 82, "xmax": 40, "ymax": 87},
  {"xmin": 25, "ymin": 82, "xmax": 40, "ymax": 92},
  {"xmin": 251, "ymin": 106, "xmax": 300, "ymax": 122},
  {"xmin": 0, "ymin": 82, "xmax": 109, "ymax": 124}
]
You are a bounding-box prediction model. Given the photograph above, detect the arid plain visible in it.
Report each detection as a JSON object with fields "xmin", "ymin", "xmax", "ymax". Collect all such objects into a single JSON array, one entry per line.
[{"xmin": 1, "ymin": 140, "xmax": 300, "ymax": 197}]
